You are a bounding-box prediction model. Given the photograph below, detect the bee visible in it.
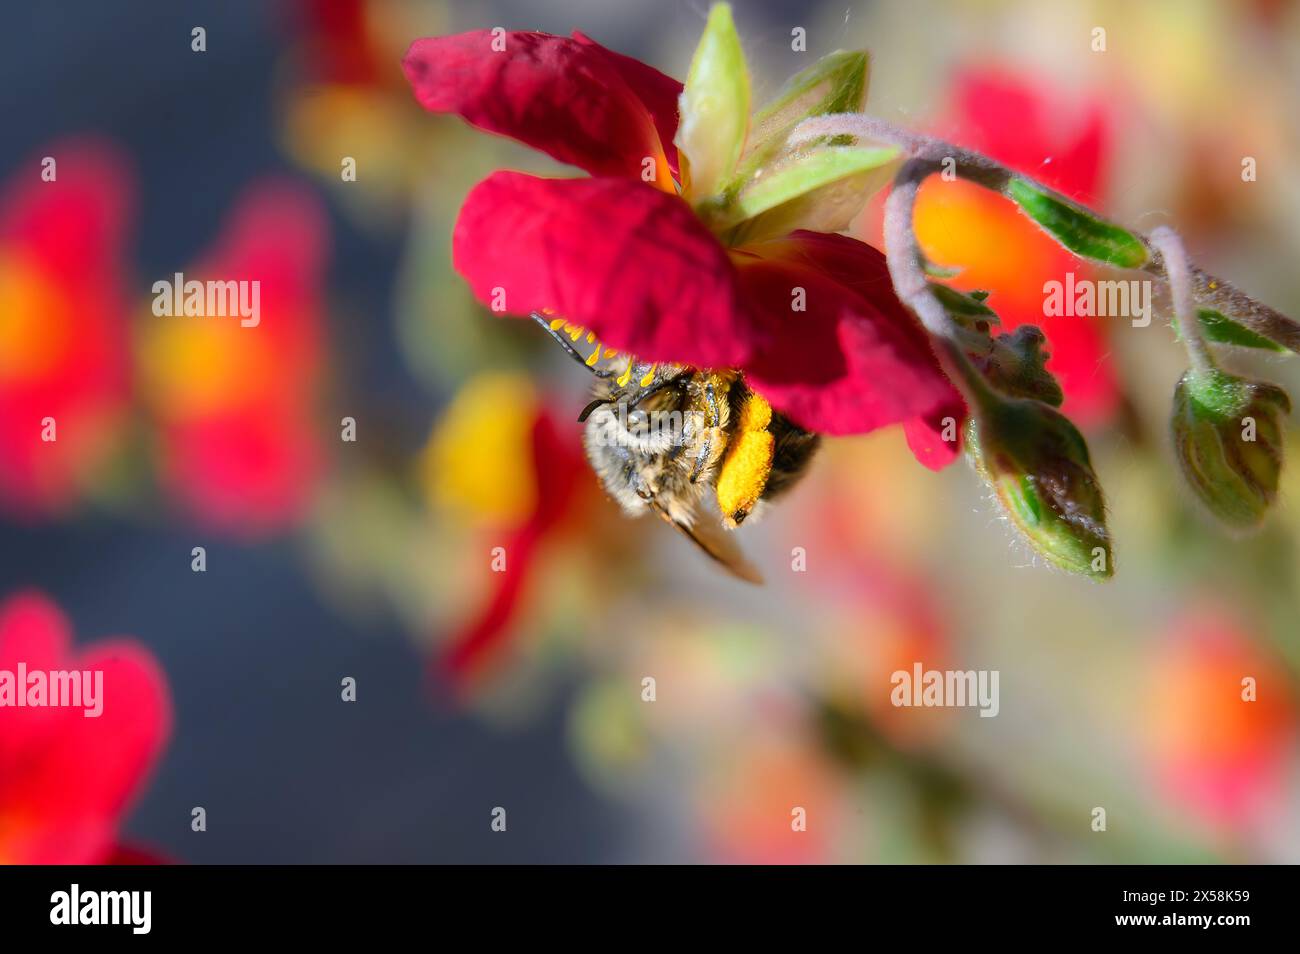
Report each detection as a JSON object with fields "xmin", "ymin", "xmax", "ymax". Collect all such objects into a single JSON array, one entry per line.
[{"xmin": 532, "ymin": 313, "xmax": 820, "ymax": 583}]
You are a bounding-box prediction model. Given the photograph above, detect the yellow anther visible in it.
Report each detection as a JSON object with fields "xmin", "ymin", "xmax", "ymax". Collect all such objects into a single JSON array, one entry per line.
[
  {"xmin": 548, "ymin": 318, "xmax": 566, "ymax": 331},
  {"xmin": 603, "ymin": 348, "xmax": 618, "ymax": 359},
  {"xmin": 640, "ymin": 365, "xmax": 656, "ymax": 388},
  {"xmin": 586, "ymin": 331, "xmax": 596, "ymax": 344},
  {"xmin": 617, "ymin": 360, "xmax": 633, "ymax": 388},
  {"xmin": 568, "ymin": 325, "xmax": 583, "ymax": 342},
  {"xmin": 585, "ymin": 343, "xmax": 601, "ymax": 366}
]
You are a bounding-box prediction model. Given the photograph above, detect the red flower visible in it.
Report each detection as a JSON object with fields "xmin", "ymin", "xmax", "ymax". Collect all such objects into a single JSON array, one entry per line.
[
  {"xmin": 403, "ymin": 29, "xmax": 962, "ymax": 465},
  {"xmin": 137, "ymin": 180, "xmax": 329, "ymax": 535},
  {"xmin": 0, "ymin": 139, "xmax": 133, "ymax": 517},
  {"xmin": 0, "ymin": 591, "xmax": 171, "ymax": 864}
]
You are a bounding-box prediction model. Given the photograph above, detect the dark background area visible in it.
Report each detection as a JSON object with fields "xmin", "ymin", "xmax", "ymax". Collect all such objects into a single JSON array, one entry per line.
[{"xmin": 0, "ymin": 0, "xmax": 630, "ymax": 863}]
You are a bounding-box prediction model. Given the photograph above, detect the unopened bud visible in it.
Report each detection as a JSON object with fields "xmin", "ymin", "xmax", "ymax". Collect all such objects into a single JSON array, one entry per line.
[
  {"xmin": 1171, "ymin": 369, "xmax": 1290, "ymax": 529},
  {"xmin": 967, "ymin": 397, "xmax": 1112, "ymax": 579}
]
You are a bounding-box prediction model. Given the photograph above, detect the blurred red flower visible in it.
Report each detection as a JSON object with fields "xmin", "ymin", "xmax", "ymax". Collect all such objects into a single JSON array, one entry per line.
[
  {"xmin": 1146, "ymin": 606, "xmax": 1296, "ymax": 833},
  {"xmin": 0, "ymin": 591, "xmax": 171, "ymax": 864},
  {"xmin": 290, "ymin": 0, "xmax": 384, "ymax": 86},
  {"xmin": 697, "ymin": 736, "xmax": 844, "ymax": 864},
  {"xmin": 911, "ymin": 69, "xmax": 1120, "ymax": 426},
  {"xmin": 137, "ymin": 180, "xmax": 329, "ymax": 535},
  {"xmin": 434, "ymin": 397, "xmax": 588, "ymax": 684},
  {"xmin": 0, "ymin": 140, "xmax": 133, "ymax": 518},
  {"xmin": 403, "ymin": 30, "xmax": 962, "ymax": 463}
]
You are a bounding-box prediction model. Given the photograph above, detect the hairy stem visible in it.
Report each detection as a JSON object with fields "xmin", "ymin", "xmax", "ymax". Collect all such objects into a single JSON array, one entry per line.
[
  {"xmin": 882, "ymin": 157, "xmax": 998, "ymax": 411},
  {"xmin": 793, "ymin": 113, "xmax": 1300, "ymax": 352},
  {"xmin": 1150, "ymin": 226, "xmax": 1215, "ymax": 375}
]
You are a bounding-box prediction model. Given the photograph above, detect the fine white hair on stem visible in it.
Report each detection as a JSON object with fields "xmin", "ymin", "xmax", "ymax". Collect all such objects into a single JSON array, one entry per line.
[{"xmin": 1150, "ymin": 226, "xmax": 1214, "ymax": 375}]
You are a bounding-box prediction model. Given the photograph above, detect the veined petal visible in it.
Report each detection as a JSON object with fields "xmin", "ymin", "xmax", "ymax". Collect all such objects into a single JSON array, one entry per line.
[
  {"xmin": 403, "ymin": 30, "xmax": 671, "ymax": 180},
  {"xmin": 453, "ymin": 172, "xmax": 753, "ymax": 368},
  {"xmin": 571, "ymin": 30, "xmax": 682, "ymax": 177},
  {"xmin": 735, "ymin": 231, "xmax": 960, "ymax": 444}
]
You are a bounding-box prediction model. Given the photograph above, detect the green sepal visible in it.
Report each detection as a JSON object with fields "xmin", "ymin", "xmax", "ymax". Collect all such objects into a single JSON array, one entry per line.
[{"xmin": 1005, "ymin": 177, "xmax": 1149, "ymax": 268}]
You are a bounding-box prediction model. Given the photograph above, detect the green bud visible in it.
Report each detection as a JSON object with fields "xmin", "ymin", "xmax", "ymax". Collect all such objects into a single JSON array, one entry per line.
[
  {"xmin": 1170, "ymin": 368, "xmax": 1291, "ymax": 529},
  {"xmin": 981, "ymin": 326, "xmax": 1064, "ymax": 407},
  {"xmin": 966, "ymin": 397, "xmax": 1113, "ymax": 579},
  {"xmin": 677, "ymin": 3, "xmax": 751, "ymax": 202}
]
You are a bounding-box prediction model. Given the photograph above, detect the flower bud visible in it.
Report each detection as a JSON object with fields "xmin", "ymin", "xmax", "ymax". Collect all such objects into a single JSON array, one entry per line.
[
  {"xmin": 966, "ymin": 397, "xmax": 1112, "ymax": 580},
  {"xmin": 1170, "ymin": 369, "xmax": 1290, "ymax": 529}
]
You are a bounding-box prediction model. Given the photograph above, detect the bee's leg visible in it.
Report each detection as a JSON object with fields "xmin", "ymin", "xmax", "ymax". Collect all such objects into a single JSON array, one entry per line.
[
  {"xmin": 689, "ymin": 382, "xmax": 721, "ymax": 483},
  {"xmin": 530, "ymin": 312, "xmax": 615, "ymax": 377}
]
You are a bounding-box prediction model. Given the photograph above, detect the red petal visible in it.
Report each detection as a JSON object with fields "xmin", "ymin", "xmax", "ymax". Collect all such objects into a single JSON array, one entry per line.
[
  {"xmin": 453, "ymin": 172, "xmax": 752, "ymax": 367},
  {"xmin": 903, "ymin": 397, "xmax": 966, "ymax": 471},
  {"xmin": 735, "ymin": 232, "xmax": 961, "ymax": 442},
  {"xmin": 571, "ymin": 30, "xmax": 681, "ymax": 177},
  {"xmin": 103, "ymin": 842, "xmax": 173, "ymax": 865},
  {"xmin": 0, "ymin": 592, "xmax": 171, "ymax": 865},
  {"xmin": 403, "ymin": 30, "xmax": 669, "ymax": 180}
]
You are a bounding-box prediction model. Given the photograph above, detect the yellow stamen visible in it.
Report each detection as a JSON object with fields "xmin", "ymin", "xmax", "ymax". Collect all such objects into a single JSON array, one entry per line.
[
  {"xmin": 603, "ymin": 348, "xmax": 618, "ymax": 359},
  {"xmin": 549, "ymin": 318, "xmax": 566, "ymax": 331},
  {"xmin": 568, "ymin": 326, "xmax": 583, "ymax": 342},
  {"xmin": 639, "ymin": 365, "xmax": 656, "ymax": 388},
  {"xmin": 585, "ymin": 331, "xmax": 596, "ymax": 344},
  {"xmin": 585, "ymin": 343, "xmax": 601, "ymax": 366},
  {"xmin": 617, "ymin": 360, "xmax": 633, "ymax": 388}
]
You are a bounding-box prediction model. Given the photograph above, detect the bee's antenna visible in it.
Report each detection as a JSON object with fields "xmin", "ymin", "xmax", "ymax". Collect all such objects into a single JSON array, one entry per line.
[
  {"xmin": 530, "ymin": 312, "xmax": 614, "ymax": 377},
  {"xmin": 577, "ymin": 398, "xmax": 611, "ymax": 423}
]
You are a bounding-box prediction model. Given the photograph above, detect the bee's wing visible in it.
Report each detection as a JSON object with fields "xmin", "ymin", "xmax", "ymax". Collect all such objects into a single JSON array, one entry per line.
[{"xmin": 649, "ymin": 498, "xmax": 764, "ymax": 585}]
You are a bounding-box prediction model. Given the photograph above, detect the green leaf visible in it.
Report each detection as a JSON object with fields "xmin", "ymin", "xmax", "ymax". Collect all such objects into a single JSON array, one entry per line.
[
  {"xmin": 930, "ymin": 283, "xmax": 997, "ymax": 321},
  {"xmin": 712, "ymin": 144, "xmax": 898, "ymax": 234},
  {"xmin": 1188, "ymin": 307, "xmax": 1287, "ymax": 352},
  {"xmin": 1005, "ymin": 177, "xmax": 1149, "ymax": 268},
  {"xmin": 745, "ymin": 50, "xmax": 868, "ymax": 159},
  {"xmin": 676, "ymin": 3, "xmax": 750, "ymax": 201}
]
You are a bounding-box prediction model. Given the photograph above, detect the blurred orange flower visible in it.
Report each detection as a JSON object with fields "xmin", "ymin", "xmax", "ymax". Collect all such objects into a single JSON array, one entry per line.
[
  {"xmin": 911, "ymin": 69, "xmax": 1120, "ymax": 426},
  {"xmin": 697, "ymin": 736, "xmax": 846, "ymax": 864},
  {"xmin": 1146, "ymin": 605, "xmax": 1296, "ymax": 833},
  {"xmin": 0, "ymin": 140, "xmax": 133, "ymax": 518},
  {"xmin": 0, "ymin": 591, "xmax": 171, "ymax": 864},
  {"xmin": 137, "ymin": 180, "xmax": 329, "ymax": 535}
]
